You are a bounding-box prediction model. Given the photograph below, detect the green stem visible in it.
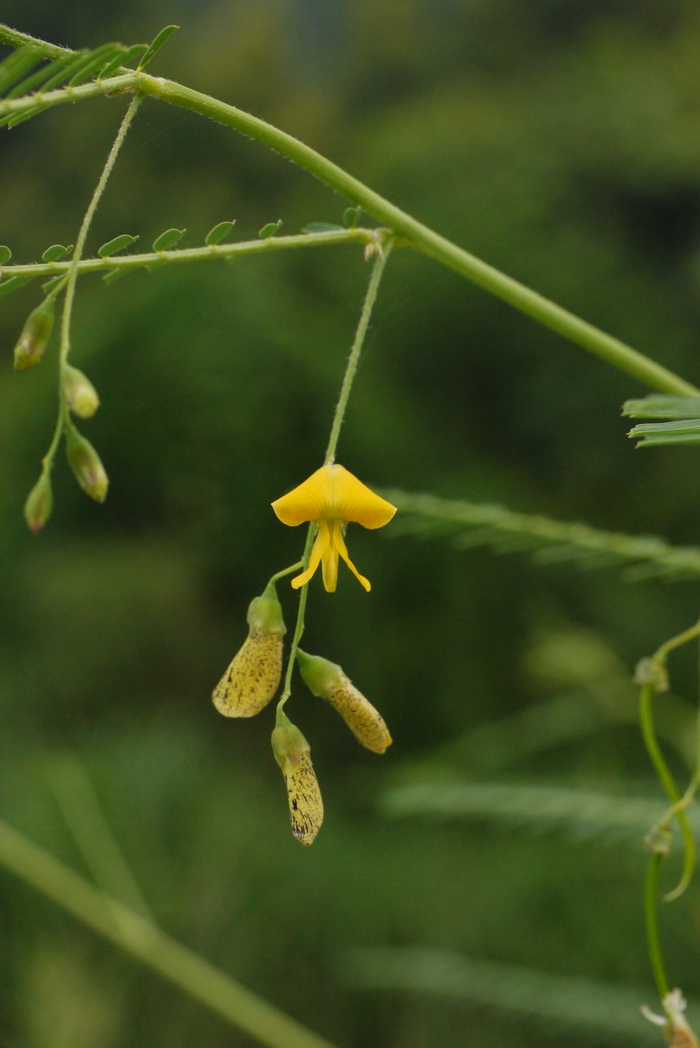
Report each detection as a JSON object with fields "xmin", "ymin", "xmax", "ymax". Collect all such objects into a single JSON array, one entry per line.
[
  {"xmin": 267, "ymin": 561, "xmax": 304, "ymax": 588},
  {"xmin": 0, "ymin": 229, "xmax": 375, "ymax": 279},
  {"xmin": 135, "ymin": 73, "xmax": 698, "ymax": 397},
  {"xmin": 0, "ymin": 818, "xmax": 336, "ymax": 1048},
  {"xmin": 60, "ymin": 92, "xmax": 142, "ymax": 368},
  {"xmin": 639, "ymin": 680, "xmax": 696, "ymax": 900},
  {"xmin": 324, "ymin": 244, "xmax": 391, "ymax": 465},
  {"xmin": 0, "ymin": 72, "xmax": 140, "ymax": 115},
  {"xmin": 278, "ymin": 525, "xmax": 316, "ymax": 707},
  {"xmin": 645, "ymin": 852, "xmax": 671, "ymax": 1001},
  {"xmin": 0, "ymin": 23, "xmax": 697, "ymax": 395}
]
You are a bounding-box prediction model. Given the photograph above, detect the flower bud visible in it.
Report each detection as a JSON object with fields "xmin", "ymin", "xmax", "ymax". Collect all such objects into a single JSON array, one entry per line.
[
  {"xmin": 271, "ymin": 712, "xmax": 323, "ymax": 845},
  {"xmin": 212, "ymin": 585, "xmax": 286, "ymax": 717},
  {"xmin": 65, "ymin": 429, "xmax": 109, "ymax": 502},
  {"xmin": 13, "ymin": 298, "xmax": 55, "ymax": 370},
  {"xmin": 296, "ymin": 649, "xmax": 392, "ymax": 754},
  {"xmin": 24, "ymin": 472, "xmax": 53, "ymax": 534},
  {"xmin": 62, "ymin": 364, "xmax": 100, "ymax": 418}
]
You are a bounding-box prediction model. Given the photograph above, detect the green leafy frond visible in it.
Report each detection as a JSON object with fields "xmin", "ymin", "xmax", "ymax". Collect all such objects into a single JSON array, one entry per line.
[
  {"xmin": 0, "ymin": 228, "xmax": 374, "ymax": 299},
  {"xmin": 380, "ymin": 779, "xmax": 697, "ymax": 844},
  {"xmin": 623, "ymin": 394, "xmax": 700, "ymax": 448},
  {"xmin": 383, "ymin": 489, "xmax": 700, "ymax": 581},
  {"xmin": 341, "ymin": 947, "xmax": 683, "ymax": 1044},
  {"xmin": 0, "ymin": 29, "xmax": 147, "ymax": 128}
]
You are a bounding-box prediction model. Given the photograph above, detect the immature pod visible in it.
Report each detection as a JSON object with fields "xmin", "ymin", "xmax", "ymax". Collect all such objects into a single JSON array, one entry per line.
[
  {"xmin": 296, "ymin": 649, "xmax": 392, "ymax": 754},
  {"xmin": 62, "ymin": 363, "xmax": 100, "ymax": 418},
  {"xmin": 13, "ymin": 298, "xmax": 55, "ymax": 370},
  {"xmin": 271, "ymin": 714, "xmax": 323, "ymax": 845},
  {"xmin": 65, "ymin": 429, "xmax": 109, "ymax": 502},
  {"xmin": 212, "ymin": 585, "xmax": 286, "ymax": 718}
]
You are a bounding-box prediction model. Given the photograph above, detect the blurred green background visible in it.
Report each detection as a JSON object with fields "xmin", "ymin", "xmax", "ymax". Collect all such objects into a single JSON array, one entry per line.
[{"xmin": 2, "ymin": 1, "xmax": 700, "ymax": 1045}]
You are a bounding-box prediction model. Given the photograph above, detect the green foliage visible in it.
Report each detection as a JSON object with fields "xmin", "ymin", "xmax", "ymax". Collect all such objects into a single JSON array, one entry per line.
[{"xmin": 2, "ymin": 2, "xmax": 700, "ymax": 1047}]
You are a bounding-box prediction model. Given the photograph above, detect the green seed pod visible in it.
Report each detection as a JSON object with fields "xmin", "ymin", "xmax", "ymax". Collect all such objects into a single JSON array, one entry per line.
[
  {"xmin": 13, "ymin": 298, "xmax": 55, "ymax": 370},
  {"xmin": 271, "ymin": 713, "xmax": 323, "ymax": 845},
  {"xmin": 212, "ymin": 585, "xmax": 286, "ymax": 717},
  {"xmin": 65, "ymin": 429, "xmax": 109, "ymax": 502},
  {"xmin": 296, "ymin": 649, "xmax": 392, "ymax": 754},
  {"xmin": 24, "ymin": 472, "xmax": 53, "ymax": 534},
  {"xmin": 62, "ymin": 363, "xmax": 100, "ymax": 418}
]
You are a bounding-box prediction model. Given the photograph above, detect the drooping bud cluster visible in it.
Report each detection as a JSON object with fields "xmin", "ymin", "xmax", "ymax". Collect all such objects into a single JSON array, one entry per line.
[
  {"xmin": 13, "ymin": 298, "xmax": 55, "ymax": 370},
  {"xmin": 296, "ymin": 649, "xmax": 392, "ymax": 753},
  {"xmin": 212, "ymin": 584, "xmax": 286, "ymax": 717},
  {"xmin": 213, "ymin": 464, "xmax": 396, "ymax": 845},
  {"xmin": 271, "ymin": 712, "xmax": 323, "ymax": 845}
]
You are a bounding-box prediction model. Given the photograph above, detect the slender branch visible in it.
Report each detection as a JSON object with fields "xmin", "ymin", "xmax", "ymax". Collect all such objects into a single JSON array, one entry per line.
[
  {"xmin": 60, "ymin": 93, "xmax": 142, "ymax": 366},
  {"xmin": 278, "ymin": 524, "xmax": 316, "ymax": 707},
  {"xmin": 325, "ymin": 244, "xmax": 391, "ymax": 464},
  {"xmin": 135, "ymin": 73, "xmax": 699, "ymax": 397},
  {"xmin": 0, "ymin": 229, "xmax": 376, "ymax": 280},
  {"xmin": 639, "ymin": 680, "xmax": 696, "ymax": 898},
  {"xmin": 0, "ymin": 73, "xmax": 140, "ymax": 115},
  {"xmin": 0, "ymin": 818, "xmax": 337, "ymax": 1048},
  {"xmin": 0, "ymin": 22, "xmax": 697, "ymax": 395},
  {"xmin": 645, "ymin": 853, "xmax": 671, "ymax": 1001}
]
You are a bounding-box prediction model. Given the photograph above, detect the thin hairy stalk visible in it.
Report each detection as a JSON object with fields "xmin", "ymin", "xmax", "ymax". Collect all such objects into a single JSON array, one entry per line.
[
  {"xmin": 60, "ymin": 93, "xmax": 142, "ymax": 367},
  {"xmin": 0, "ymin": 73, "xmax": 140, "ymax": 116},
  {"xmin": 267, "ymin": 561, "xmax": 304, "ymax": 588},
  {"xmin": 645, "ymin": 852, "xmax": 671, "ymax": 1002},
  {"xmin": 0, "ymin": 18, "xmax": 696, "ymax": 395},
  {"xmin": 325, "ymin": 245, "xmax": 391, "ymax": 464},
  {"xmin": 278, "ymin": 525, "xmax": 316, "ymax": 709},
  {"xmin": 0, "ymin": 228, "xmax": 376, "ymax": 279},
  {"xmin": 0, "ymin": 818, "xmax": 336, "ymax": 1048}
]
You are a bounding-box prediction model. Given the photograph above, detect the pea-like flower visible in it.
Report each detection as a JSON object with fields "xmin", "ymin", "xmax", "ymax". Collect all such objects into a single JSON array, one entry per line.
[{"xmin": 271, "ymin": 464, "xmax": 396, "ymax": 592}]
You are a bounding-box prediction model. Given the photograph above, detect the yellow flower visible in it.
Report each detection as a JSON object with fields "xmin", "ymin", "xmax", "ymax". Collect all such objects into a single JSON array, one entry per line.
[{"xmin": 271, "ymin": 464, "xmax": 396, "ymax": 592}]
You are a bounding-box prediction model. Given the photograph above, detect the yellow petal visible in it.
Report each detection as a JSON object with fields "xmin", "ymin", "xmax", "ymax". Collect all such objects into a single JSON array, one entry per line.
[
  {"xmin": 321, "ymin": 528, "xmax": 339, "ymax": 592},
  {"xmin": 271, "ymin": 466, "xmax": 333, "ymax": 526},
  {"xmin": 332, "ymin": 521, "xmax": 371, "ymax": 591},
  {"xmin": 291, "ymin": 520, "xmax": 330, "ymax": 590},
  {"xmin": 272, "ymin": 464, "xmax": 396, "ymax": 529},
  {"xmin": 328, "ymin": 465, "xmax": 397, "ymax": 529}
]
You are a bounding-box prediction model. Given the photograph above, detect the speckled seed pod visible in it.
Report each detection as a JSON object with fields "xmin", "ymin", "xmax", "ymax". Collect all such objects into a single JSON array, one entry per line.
[
  {"xmin": 296, "ymin": 650, "xmax": 392, "ymax": 754},
  {"xmin": 271, "ymin": 718, "xmax": 323, "ymax": 845},
  {"xmin": 212, "ymin": 588, "xmax": 285, "ymax": 718}
]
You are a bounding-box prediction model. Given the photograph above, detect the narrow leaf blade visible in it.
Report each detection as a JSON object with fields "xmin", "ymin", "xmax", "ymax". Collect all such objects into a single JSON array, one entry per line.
[{"xmin": 137, "ymin": 25, "xmax": 179, "ymax": 71}]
